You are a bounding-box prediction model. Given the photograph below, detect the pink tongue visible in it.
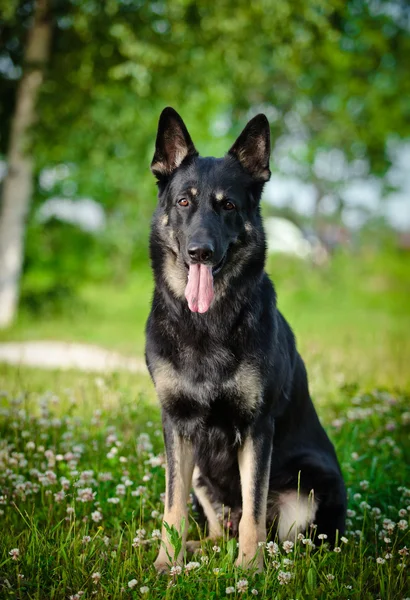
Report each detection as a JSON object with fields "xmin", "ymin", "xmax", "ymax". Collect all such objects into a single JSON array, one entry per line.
[{"xmin": 185, "ymin": 264, "xmax": 214, "ymax": 313}]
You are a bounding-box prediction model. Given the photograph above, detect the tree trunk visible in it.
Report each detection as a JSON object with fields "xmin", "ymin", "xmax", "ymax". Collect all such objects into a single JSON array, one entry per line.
[{"xmin": 0, "ymin": 0, "xmax": 51, "ymax": 328}]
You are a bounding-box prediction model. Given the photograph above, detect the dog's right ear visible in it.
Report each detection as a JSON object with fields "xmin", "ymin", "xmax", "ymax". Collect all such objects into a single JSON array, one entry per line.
[{"xmin": 151, "ymin": 107, "xmax": 198, "ymax": 180}]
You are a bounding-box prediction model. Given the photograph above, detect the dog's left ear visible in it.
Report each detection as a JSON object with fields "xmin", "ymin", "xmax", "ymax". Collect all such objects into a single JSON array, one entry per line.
[
  {"xmin": 151, "ymin": 107, "xmax": 198, "ymax": 179},
  {"xmin": 228, "ymin": 114, "xmax": 271, "ymax": 182}
]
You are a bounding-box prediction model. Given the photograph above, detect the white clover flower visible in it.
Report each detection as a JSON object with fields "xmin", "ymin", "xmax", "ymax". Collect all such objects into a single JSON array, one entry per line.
[
  {"xmin": 318, "ymin": 533, "xmax": 328, "ymax": 540},
  {"xmin": 200, "ymin": 555, "xmax": 209, "ymax": 564},
  {"xmin": 82, "ymin": 536, "xmax": 91, "ymax": 544},
  {"xmin": 151, "ymin": 510, "xmax": 160, "ymax": 519},
  {"xmin": 91, "ymin": 572, "xmax": 101, "ymax": 584},
  {"xmin": 398, "ymin": 520, "xmax": 408, "ymax": 531},
  {"xmin": 185, "ymin": 561, "xmax": 200, "ymax": 572},
  {"xmin": 128, "ymin": 578, "xmax": 138, "ymax": 589},
  {"xmin": 278, "ymin": 570, "xmax": 292, "ymax": 585},
  {"xmin": 236, "ymin": 579, "xmax": 248, "ymax": 593},
  {"xmin": 152, "ymin": 529, "xmax": 162, "ymax": 540},
  {"xmin": 54, "ymin": 490, "xmax": 65, "ymax": 503},
  {"xmin": 282, "ymin": 540, "xmax": 294, "ymax": 553},
  {"xmin": 251, "ymin": 590, "xmax": 258, "ymax": 596},
  {"xmin": 326, "ymin": 574, "xmax": 335, "ymax": 582},
  {"xmin": 107, "ymin": 497, "xmax": 120, "ymax": 504},
  {"xmin": 135, "ymin": 529, "xmax": 145, "ymax": 539},
  {"xmin": 132, "ymin": 537, "xmax": 141, "ymax": 548},
  {"xmin": 333, "ymin": 546, "xmax": 341, "ymax": 553},
  {"xmin": 140, "ymin": 587, "xmax": 149, "ymax": 594},
  {"xmin": 9, "ymin": 548, "xmax": 20, "ymax": 560},
  {"xmin": 399, "ymin": 509, "xmax": 407, "ymax": 517},
  {"xmin": 212, "ymin": 545, "xmax": 221, "ymax": 553},
  {"xmin": 170, "ymin": 565, "xmax": 182, "ymax": 575},
  {"xmin": 77, "ymin": 488, "xmax": 96, "ymax": 503},
  {"xmin": 226, "ymin": 587, "xmax": 235, "ymax": 595},
  {"xmin": 346, "ymin": 509, "xmax": 356, "ymax": 517},
  {"xmin": 266, "ymin": 541, "xmax": 279, "ymax": 556},
  {"xmin": 91, "ymin": 510, "xmax": 103, "ymax": 522},
  {"xmin": 116, "ymin": 484, "xmax": 126, "ymax": 496},
  {"xmin": 385, "ymin": 553, "xmax": 392, "ymax": 559},
  {"xmin": 376, "ymin": 557, "xmax": 385, "ymax": 564},
  {"xmin": 341, "ymin": 536, "xmax": 348, "ymax": 544},
  {"xmin": 359, "ymin": 480, "xmax": 369, "ymax": 490},
  {"xmin": 213, "ymin": 568, "xmax": 220, "ymax": 575}
]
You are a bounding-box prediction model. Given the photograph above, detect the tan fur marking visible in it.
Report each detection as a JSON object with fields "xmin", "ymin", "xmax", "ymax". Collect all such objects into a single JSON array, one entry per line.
[
  {"xmin": 154, "ymin": 433, "xmax": 194, "ymax": 572},
  {"xmin": 190, "ymin": 187, "xmax": 198, "ymax": 196},
  {"xmin": 192, "ymin": 466, "xmax": 222, "ymax": 539},
  {"xmin": 215, "ymin": 191, "xmax": 224, "ymax": 201},
  {"xmin": 163, "ymin": 254, "xmax": 187, "ymax": 299},
  {"xmin": 276, "ymin": 490, "xmax": 318, "ymax": 541},
  {"xmin": 245, "ymin": 221, "xmax": 253, "ymax": 233},
  {"xmin": 152, "ymin": 359, "xmax": 180, "ymax": 403},
  {"xmin": 233, "ymin": 363, "xmax": 261, "ymax": 411},
  {"xmin": 161, "ymin": 214, "xmax": 169, "ymax": 227},
  {"xmin": 236, "ymin": 437, "xmax": 270, "ymax": 571}
]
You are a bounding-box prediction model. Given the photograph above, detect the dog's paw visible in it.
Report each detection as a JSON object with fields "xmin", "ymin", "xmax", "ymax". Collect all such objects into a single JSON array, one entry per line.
[
  {"xmin": 154, "ymin": 559, "xmax": 170, "ymax": 574},
  {"xmin": 186, "ymin": 540, "xmax": 202, "ymax": 553},
  {"xmin": 235, "ymin": 553, "xmax": 264, "ymax": 573}
]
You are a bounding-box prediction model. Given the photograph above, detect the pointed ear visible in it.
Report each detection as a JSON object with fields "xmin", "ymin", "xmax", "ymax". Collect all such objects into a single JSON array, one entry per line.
[
  {"xmin": 151, "ymin": 107, "xmax": 198, "ymax": 179},
  {"xmin": 228, "ymin": 114, "xmax": 271, "ymax": 182}
]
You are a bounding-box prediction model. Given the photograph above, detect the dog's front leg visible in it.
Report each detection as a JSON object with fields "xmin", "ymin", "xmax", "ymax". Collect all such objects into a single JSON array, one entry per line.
[
  {"xmin": 154, "ymin": 416, "xmax": 194, "ymax": 573},
  {"xmin": 236, "ymin": 430, "xmax": 272, "ymax": 572}
]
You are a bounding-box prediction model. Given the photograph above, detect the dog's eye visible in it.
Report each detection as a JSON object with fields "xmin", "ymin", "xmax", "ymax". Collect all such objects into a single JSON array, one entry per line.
[
  {"xmin": 223, "ymin": 200, "xmax": 235, "ymax": 211},
  {"xmin": 177, "ymin": 198, "xmax": 189, "ymax": 207}
]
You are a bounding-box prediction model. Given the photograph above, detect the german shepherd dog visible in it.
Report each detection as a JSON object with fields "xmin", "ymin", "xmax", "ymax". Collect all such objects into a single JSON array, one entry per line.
[{"xmin": 145, "ymin": 107, "xmax": 346, "ymax": 572}]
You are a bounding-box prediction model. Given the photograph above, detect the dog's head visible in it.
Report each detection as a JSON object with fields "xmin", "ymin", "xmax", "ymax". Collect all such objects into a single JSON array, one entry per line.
[{"xmin": 150, "ymin": 107, "xmax": 271, "ymax": 313}]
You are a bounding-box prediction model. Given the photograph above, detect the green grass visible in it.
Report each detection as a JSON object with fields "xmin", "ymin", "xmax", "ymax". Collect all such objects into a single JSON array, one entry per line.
[
  {"xmin": 0, "ymin": 367, "xmax": 409, "ymax": 599},
  {"xmin": 0, "ymin": 247, "xmax": 409, "ymax": 598}
]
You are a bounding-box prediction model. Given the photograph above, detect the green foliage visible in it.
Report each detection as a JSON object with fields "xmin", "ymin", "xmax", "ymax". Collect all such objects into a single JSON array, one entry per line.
[{"xmin": 1, "ymin": 0, "xmax": 409, "ymax": 304}]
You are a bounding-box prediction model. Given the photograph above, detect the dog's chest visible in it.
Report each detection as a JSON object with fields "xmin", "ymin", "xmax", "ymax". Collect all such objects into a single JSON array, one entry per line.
[{"xmin": 152, "ymin": 352, "xmax": 262, "ymax": 416}]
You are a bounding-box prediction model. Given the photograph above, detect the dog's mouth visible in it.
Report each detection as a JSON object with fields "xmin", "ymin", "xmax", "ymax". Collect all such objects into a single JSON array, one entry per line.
[
  {"xmin": 183, "ymin": 252, "xmax": 227, "ymax": 277},
  {"xmin": 183, "ymin": 251, "xmax": 228, "ymax": 314}
]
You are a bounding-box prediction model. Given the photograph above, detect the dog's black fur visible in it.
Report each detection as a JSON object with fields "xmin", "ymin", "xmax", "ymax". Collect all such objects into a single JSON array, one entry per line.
[{"xmin": 145, "ymin": 108, "xmax": 346, "ymax": 570}]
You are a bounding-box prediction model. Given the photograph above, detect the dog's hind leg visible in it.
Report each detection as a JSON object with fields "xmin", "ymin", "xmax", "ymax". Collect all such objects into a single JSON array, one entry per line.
[
  {"xmin": 236, "ymin": 432, "xmax": 272, "ymax": 572},
  {"xmin": 154, "ymin": 418, "xmax": 194, "ymax": 573}
]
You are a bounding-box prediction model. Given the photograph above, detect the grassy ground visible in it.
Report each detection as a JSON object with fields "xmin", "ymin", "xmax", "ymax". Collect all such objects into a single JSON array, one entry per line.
[
  {"xmin": 0, "ymin": 367, "xmax": 409, "ymax": 599},
  {"xmin": 0, "ymin": 247, "xmax": 409, "ymax": 598}
]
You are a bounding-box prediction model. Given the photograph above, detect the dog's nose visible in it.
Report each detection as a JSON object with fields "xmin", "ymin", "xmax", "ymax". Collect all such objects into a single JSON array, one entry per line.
[{"xmin": 188, "ymin": 242, "xmax": 214, "ymax": 263}]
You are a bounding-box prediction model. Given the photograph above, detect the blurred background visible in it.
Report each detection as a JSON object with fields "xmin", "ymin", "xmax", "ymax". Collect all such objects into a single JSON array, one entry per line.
[{"xmin": 0, "ymin": 0, "xmax": 409, "ymax": 398}]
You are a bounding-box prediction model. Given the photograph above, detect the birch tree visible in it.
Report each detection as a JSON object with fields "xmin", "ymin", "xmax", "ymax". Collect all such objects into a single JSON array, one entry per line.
[{"xmin": 0, "ymin": 0, "xmax": 51, "ymax": 327}]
